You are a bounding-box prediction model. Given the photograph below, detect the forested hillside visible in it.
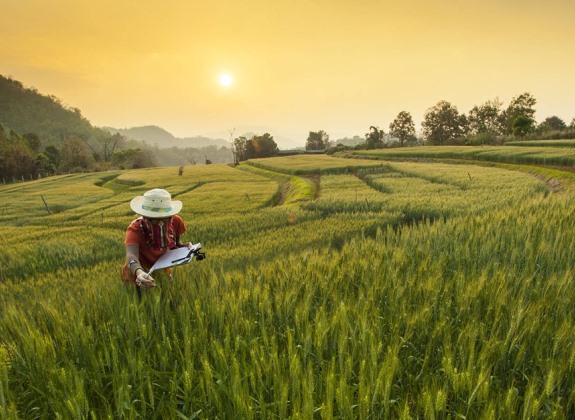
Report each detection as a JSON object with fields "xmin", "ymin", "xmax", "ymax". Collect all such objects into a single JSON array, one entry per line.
[
  {"xmin": 0, "ymin": 75, "xmax": 232, "ymax": 180},
  {"xmin": 0, "ymin": 75, "xmax": 105, "ymax": 145}
]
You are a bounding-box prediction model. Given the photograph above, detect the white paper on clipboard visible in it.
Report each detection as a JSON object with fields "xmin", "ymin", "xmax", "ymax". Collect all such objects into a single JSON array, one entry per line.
[{"xmin": 148, "ymin": 243, "xmax": 202, "ymax": 274}]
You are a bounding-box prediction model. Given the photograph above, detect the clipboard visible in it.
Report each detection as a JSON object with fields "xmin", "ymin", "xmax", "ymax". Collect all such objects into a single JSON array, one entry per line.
[{"xmin": 148, "ymin": 243, "xmax": 202, "ymax": 274}]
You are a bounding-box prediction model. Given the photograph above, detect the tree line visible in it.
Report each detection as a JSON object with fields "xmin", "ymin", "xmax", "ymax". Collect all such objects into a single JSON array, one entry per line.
[
  {"xmin": 300, "ymin": 92, "xmax": 575, "ymax": 153},
  {"xmin": 0, "ymin": 122, "xmax": 233, "ymax": 182},
  {"xmin": 3, "ymin": 71, "xmax": 575, "ymax": 178},
  {"xmin": 208, "ymin": 91, "xmax": 575, "ymax": 165},
  {"xmin": 420, "ymin": 93, "xmax": 575, "ymax": 145}
]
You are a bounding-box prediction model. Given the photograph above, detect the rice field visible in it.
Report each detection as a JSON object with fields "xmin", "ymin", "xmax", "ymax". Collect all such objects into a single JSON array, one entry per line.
[{"xmin": 1, "ymin": 154, "xmax": 575, "ymax": 418}]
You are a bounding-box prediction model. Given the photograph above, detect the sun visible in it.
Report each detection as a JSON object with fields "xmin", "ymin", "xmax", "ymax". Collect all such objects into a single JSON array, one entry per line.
[{"xmin": 219, "ymin": 73, "xmax": 233, "ymax": 88}]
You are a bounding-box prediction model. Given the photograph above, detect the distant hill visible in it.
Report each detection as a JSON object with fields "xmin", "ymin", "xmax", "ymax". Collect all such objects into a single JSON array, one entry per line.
[
  {"xmin": 102, "ymin": 126, "xmax": 229, "ymax": 149},
  {"xmin": 0, "ymin": 74, "xmax": 107, "ymax": 146}
]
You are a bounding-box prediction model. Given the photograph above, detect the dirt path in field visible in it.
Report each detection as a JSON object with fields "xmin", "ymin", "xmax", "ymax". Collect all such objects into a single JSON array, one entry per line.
[
  {"xmin": 274, "ymin": 173, "xmax": 320, "ymax": 206},
  {"xmin": 525, "ymin": 164, "xmax": 575, "ymax": 193},
  {"xmin": 275, "ymin": 182, "xmax": 289, "ymax": 206},
  {"xmin": 534, "ymin": 174, "xmax": 565, "ymax": 192},
  {"xmin": 306, "ymin": 174, "xmax": 321, "ymax": 199}
]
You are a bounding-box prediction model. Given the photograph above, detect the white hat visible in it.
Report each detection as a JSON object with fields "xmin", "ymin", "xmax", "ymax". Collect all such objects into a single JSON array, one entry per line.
[{"xmin": 130, "ymin": 188, "xmax": 182, "ymax": 218}]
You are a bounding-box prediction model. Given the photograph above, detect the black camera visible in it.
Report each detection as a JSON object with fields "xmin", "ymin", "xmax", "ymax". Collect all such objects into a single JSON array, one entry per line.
[{"xmin": 195, "ymin": 251, "xmax": 205, "ymax": 261}]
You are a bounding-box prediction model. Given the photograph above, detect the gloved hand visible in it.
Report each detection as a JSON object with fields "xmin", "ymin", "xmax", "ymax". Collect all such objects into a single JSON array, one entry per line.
[{"xmin": 135, "ymin": 269, "xmax": 156, "ymax": 289}]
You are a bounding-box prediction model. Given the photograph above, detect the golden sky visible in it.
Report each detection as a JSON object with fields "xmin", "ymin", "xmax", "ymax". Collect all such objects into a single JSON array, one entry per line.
[{"xmin": 2, "ymin": 0, "xmax": 574, "ymax": 146}]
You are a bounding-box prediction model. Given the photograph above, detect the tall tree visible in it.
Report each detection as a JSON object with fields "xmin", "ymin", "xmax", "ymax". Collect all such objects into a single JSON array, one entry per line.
[
  {"xmin": 34, "ymin": 152, "xmax": 57, "ymax": 176},
  {"xmin": 305, "ymin": 130, "xmax": 330, "ymax": 150},
  {"xmin": 365, "ymin": 126, "xmax": 385, "ymax": 149},
  {"xmin": 232, "ymin": 136, "xmax": 248, "ymax": 162},
  {"xmin": 467, "ymin": 98, "xmax": 503, "ymax": 135},
  {"xmin": 0, "ymin": 125, "xmax": 35, "ymax": 179},
  {"xmin": 537, "ymin": 116, "xmax": 566, "ymax": 132},
  {"xmin": 500, "ymin": 92, "xmax": 537, "ymax": 135},
  {"xmin": 512, "ymin": 115, "xmax": 535, "ymax": 138},
  {"xmin": 59, "ymin": 136, "xmax": 93, "ymax": 172},
  {"xmin": 421, "ymin": 100, "xmax": 466, "ymax": 145},
  {"xmin": 389, "ymin": 111, "xmax": 415, "ymax": 146},
  {"xmin": 44, "ymin": 145, "xmax": 61, "ymax": 169},
  {"xmin": 244, "ymin": 133, "xmax": 279, "ymax": 159},
  {"xmin": 98, "ymin": 132, "xmax": 123, "ymax": 162}
]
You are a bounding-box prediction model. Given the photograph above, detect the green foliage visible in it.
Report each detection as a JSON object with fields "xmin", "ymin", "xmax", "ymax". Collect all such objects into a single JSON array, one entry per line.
[
  {"xmin": 232, "ymin": 133, "xmax": 280, "ymax": 162},
  {"xmin": 422, "ymin": 100, "xmax": 467, "ymax": 145},
  {"xmin": 0, "ymin": 75, "xmax": 164, "ymax": 174},
  {"xmin": 389, "ymin": 111, "xmax": 416, "ymax": 146},
  {"xmin": 22, "ymin": 133, "xmax": 41, "ymax": 152},
  {"xmin": 59, "ymin": 136, "xmax": 94, "ymax": 172},
  {"xmin": 467, "ymin": 98, "xmax": 504, "ymax": 136},
  {"xmin": 500, "ymin": 92, "xmax": 537, "ymax": 136},
  {"xmin": 524, "ymin": 129, "xmax": 575, "ymax": 141},
  {"xmin": 538, "ymin": 116, "xmax": 567, "ymax": 132},
  {"xmin": 0, "ymin": 75, "xmax": 97, "ymax": 145},
  {"xmin": 1, "ymin": 157, "xmax": 575, "ymax": 417},
  {"xmin": 110, "ymin": 148, "xmax": 155, "ymax": 169},
  {"xmin": 232, "ymin": 136, "xmax": 248, "ymax": 164},
  {"xmin": 305, "ymin": 130, "xmax": 330, "ymax": 151},
  {"xmin": 512, "ymin": 115, "xmax": 536, "ymax": 138},
  {"xmin": 0, "ymin": 124, "xmax": 36, "ymax": 180},
  {"xmin": 464, "ymin": 131, "xmax": 502, "ymax": 146},
  {"xmin": 365, "ymin": 126, "xmax": 386, "ymax": 149}
]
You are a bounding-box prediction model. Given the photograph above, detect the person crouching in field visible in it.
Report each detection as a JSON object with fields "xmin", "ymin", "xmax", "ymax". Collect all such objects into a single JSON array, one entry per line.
[{"xmin": 122, "ymin": 188, "xmax": 193, "ymax": 295}]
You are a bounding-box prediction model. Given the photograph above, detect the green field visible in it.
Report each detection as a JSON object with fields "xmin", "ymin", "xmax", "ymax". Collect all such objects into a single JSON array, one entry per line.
[
  {"xmin": 1, "ymin": 153, "xmax": 575, "ymax": 418},
  {"xmin": 339, "ymin": 145, "xmax": 575, "ymax": 167}
]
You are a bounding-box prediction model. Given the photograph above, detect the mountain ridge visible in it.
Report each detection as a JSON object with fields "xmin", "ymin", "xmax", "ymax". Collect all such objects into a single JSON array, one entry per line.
[{"xmin": 101, "ymin": 125, "xmax": 230, "ymax": 149}]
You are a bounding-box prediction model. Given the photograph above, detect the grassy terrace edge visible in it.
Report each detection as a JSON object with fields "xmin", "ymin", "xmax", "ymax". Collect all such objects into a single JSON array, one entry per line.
[
  {"xmin": 336, "ymin": 145, "xmax": 575, "ymax": 167},
  {"xmin": 335, "ymin": 146, "xmax": 575, "ymax": 189}
]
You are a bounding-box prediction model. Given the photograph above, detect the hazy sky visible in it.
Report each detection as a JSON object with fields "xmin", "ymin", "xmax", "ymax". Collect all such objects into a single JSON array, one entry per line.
[{"xmin": 2, "ymin": 0, "xmax": 574, "ymax": 147}]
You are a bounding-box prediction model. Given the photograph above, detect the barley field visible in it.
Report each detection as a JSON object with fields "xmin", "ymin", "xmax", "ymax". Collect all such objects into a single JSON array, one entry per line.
[
  {"xmin": 340, "ymin": 145, "xmax": 575, "ymax": 167},
  {"xmin": 1, "ymin": 154, "xmax": 575, "ymax": 418}
]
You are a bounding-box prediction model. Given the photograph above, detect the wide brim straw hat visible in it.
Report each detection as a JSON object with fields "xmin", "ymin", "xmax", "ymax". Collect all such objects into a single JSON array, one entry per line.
[{"xmin": 130, "ymin": 188, "xmax": 183, "ymax": 218}]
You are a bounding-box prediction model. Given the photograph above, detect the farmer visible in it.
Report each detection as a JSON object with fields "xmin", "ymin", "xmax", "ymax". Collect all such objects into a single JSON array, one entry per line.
[{"xmin": 123, "ymin": 188, "xmax": 193, "ymax": 290}]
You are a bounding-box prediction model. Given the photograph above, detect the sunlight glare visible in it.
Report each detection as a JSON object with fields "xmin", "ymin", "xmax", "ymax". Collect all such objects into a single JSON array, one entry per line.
[{"xmin": 219, "ymin": 73, "xmax": 233, "ymax": 88}]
